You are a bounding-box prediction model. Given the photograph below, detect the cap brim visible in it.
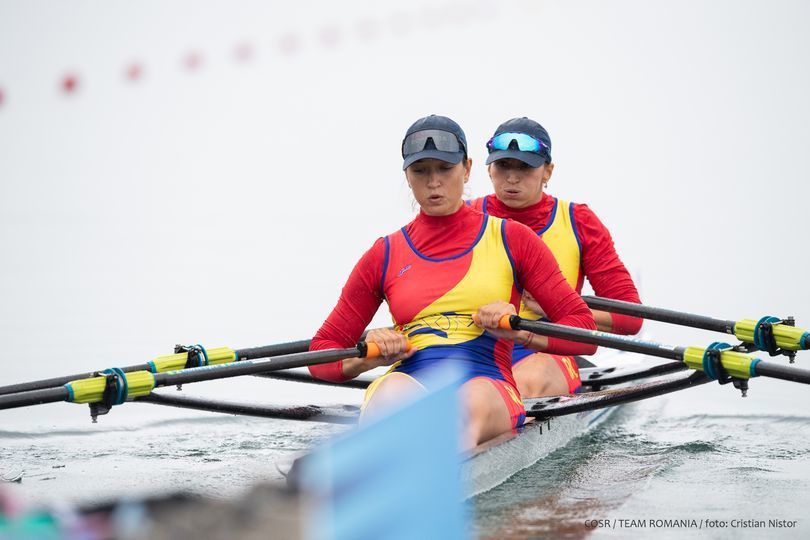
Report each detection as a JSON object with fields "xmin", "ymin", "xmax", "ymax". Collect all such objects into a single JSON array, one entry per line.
[
  {"xmin": 485, "ymin": 150, "xmax": 546, "ymax": 168},
  {"xmin": 403, "ymin": 150, "xmax": 464, "ymax": 170}
]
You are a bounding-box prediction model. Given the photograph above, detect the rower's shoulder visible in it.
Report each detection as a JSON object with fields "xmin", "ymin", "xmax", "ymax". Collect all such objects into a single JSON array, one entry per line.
[
  {"xmin": 500, "ymin": 216, "xmax": 541, "ymax": 242},
  {"xmin": 357, "ymin": 236, "xmax": 390, "ymax": 266},
  {"xmin": 563, "ymin": 201, "xmax": 616, "ymax": 244},
  {"xmin": 381, "ymin": 215, "xmax": 417, "ymax": 241},
  {"xmin": 562, "ymin": 199, "xmax": 601, "ymax": 222}
]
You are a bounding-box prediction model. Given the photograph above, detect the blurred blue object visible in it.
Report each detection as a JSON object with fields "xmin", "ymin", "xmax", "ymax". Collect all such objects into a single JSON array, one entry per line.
[{"xmin": 300, "ymin": 366, "xmax": 467, "ymax": 540}]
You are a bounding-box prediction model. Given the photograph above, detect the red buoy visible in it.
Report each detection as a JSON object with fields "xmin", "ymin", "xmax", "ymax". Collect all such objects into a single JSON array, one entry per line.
[
  {"xmin": 183, "ymin": 52, "xmax": 202, "ymax": 71},
  {"xmin": 126, "ymin": 62, "xmax": 144, "ymax": 81},
  {"xmin": 62, "ymin": 74, "xmax": 79, "ymax": 94}
]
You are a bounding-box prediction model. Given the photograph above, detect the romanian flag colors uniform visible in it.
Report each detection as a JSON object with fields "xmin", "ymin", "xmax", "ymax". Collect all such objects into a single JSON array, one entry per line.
[
  {"xmin": 364, "ymin": 214, "xmax": 526, "ymax": 427},
  {"xmin": 472, "ymin": 196, "xmax": 584, "ymax": 393}
]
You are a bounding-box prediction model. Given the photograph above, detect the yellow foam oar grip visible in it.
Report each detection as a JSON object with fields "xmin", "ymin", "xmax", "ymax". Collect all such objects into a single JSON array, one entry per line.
[
  {"xmin": 733, "ymin": 320, "xmax": 807, "ymax": 351},
  {"xmin": 68, "ymin": 371, "xmax": 156, "ymax": 404},
  {"xmin": 149, "ymin": 347, "xmax": 237, "ymax": 373},
  {"xmin": 683, "ymin": 347, "xmax": 757, "ymax": 379}
]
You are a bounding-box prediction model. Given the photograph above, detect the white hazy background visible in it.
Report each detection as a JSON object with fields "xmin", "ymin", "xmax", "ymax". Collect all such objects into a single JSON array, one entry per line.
[{"xmin": 1, "ymin": 0, "xmax": 809, "ymax": 429}]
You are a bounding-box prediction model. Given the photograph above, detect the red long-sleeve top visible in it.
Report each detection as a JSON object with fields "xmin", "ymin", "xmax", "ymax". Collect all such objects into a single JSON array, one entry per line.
[
  {"xmin": 476, "ymin": 193, "xmax": 642, "ymax": 335},
  {"xmin": 309, "ymin": 203, "xmax": 597, "ymax": 382}
]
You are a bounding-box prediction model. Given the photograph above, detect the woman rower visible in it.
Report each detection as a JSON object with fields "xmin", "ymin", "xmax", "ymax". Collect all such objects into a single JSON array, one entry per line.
[
  {"xmin": 470, "ymin": 117, "xmax": 642, "ymax": 398},
  {"xmin": 308, "ymin": 115, "xmax": 597, "ymax": 449}
]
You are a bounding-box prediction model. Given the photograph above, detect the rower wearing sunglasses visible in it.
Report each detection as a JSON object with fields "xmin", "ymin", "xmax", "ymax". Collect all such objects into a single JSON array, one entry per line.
[
  {"xmin": 308, "ymin": 115, "xmax": 597, "ymax": 449},
  {"xmin": 470, "ymin": 117, "xmax": 642, "ymax": 398}
]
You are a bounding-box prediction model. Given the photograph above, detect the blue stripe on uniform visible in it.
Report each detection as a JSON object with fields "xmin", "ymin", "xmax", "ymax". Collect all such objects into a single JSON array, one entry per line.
[
  {"xmin": 400, "ymin": 215, "xmax": 489, "ymax": 262},
  {"xmin": 380, "ymin": 236, "xmax": 391, "ymax": 293},
  {"xmin": 537, "ymin": 197, "xmax": 558, "ymax": 235},
  {"xmin": 500, "ymin": 219, "xmax": 522, "ymax": 293},
  {"xmin": 568, "ymin": 201, "xmax": 583, "ymax": 253}
]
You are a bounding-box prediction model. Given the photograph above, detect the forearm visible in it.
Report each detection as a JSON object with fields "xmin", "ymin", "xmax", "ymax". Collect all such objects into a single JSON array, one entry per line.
[
  {"xmin": 576, "ymin": 204, "xmax": 643, "ymax": 335},
  {"xmin": 516, "ymin": 325, "xmax": 598, "ymax": 356},
  {"xmin": 594, "ymin": 309, "xmax": 614, "ymax": 332},
  {"xmin": 589, "ymin": 279, "xmax": 643, "ymax": 334},
  {"xmin": 308, "ymin": 239, "xmax": 386, "ymax": 382},
  {"xmin": 532, "ymin": 288, "xmax": 597, "ymax": 355},
  {"xmin": 507, "ymin": 222, "xmax": 597, "ymax": 354},
  {"xmin": 517, "ymin": 330, "xmax": 549, "ymax": 352},
  {"xmin": 310, "ymin": 318, "xmax": 368, "ymax": 382},
  {"xmin": 340, "ymin": 357, "xmax": 383, "ymax": 379}
]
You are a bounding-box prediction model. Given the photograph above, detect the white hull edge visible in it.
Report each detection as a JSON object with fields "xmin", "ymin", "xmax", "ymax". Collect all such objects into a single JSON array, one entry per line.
[{"xmin": 462, "ymin": 405, "xmax": 618, "ymax": 498}]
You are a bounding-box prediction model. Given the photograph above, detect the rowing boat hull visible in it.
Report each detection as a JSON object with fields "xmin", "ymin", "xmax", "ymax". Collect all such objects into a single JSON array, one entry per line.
[
  {"xmin": 462, "ymin": 350, "xmax": 710, "ymax": 498},
  {"xmin": 462, "ymin": 404, "xmax": 617, "ymax": 498}
]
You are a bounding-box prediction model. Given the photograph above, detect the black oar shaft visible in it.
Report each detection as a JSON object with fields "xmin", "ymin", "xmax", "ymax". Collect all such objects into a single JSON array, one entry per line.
[
  {"xmin": 0, "ymin": 366, "xmax": 150, "ymax": 397},
  {"xmin": 754, "ymin": 362, "xmax": 810, "ymax": 384},
  {"xmin": 0, "ymin": 331, "xmax": 375, "ymax": 397},
  {"xmin": 235, "ymin": 330, "xmax": 369, "ymax": 360},
  {"xmin": 255, "ymin": 371, "xmax": 371, "ymax": 389},
  {"xmin": 0, "ymin": 337, "xmax": 318, "ymax": 397},
  {"xmin": 0, "ymin": 346, "xmax": 362, "ymax": 411},
  {"xmin": 512, "ymin": 317, "xmax": 687, "ymax": 362},
  {"xmin": 137, "ymin": 393, "xmax": 359, "ymax": 424},
  {"xmin": 511, "ymin": 316, "xmax": 810, "ymax": 386},
  {"xmin": 0, "ymin": 387, "xmax": 69, "ymax": 409},
  {"xmin": 235, "ymin": 339, "xmax": 312, "ymax": 360},
  {"xmin": 152, "ymin": 347, "xmax": 359, "ymax": 387},
  {"xmin": 582, "ymin": 296, "xmax": 736, "ymax": 334}
]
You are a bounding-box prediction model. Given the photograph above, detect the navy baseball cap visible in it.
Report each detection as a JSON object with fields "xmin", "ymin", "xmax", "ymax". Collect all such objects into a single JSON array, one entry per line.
[
  {"xmin": 401, "ymin": 115, "xmax": 468, "ymax": 170},
  {"xmin": 485, "ymin": 117, "xmax": 552, "ymax": 168}
]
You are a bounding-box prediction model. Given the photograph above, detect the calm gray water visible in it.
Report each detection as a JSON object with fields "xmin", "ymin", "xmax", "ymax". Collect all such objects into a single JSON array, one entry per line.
[
  {"xmin": 472, "ymin": 398, "xmax": 810, "ymax": 539},
  {"xmin": 2, "ymin": 371, "xmax": 809, "ymax": 539}
]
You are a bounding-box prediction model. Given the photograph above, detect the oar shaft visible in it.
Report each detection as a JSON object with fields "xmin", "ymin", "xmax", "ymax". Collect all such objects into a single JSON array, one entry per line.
[
  {"xmin": 235, "ymin": 340, "xmax": 312, "ymax": 360},
  {"xmin": 0, "ymin": 366, "xmax": 150, "ymax": 397},
  {"xmin": 255, "ymin": 371, "xmax": 371, "ymax": 389},
  {"xmin": 754, "ymin": 362, "xmax": 810, "ymax": 384},
  {"xmin": 0, "ymin": 346, "xmax": 366, "ymax": 411},
  {"xmin": 137, "ymin": 393, "xmax": 359, "ymax": 424},
  {"xmin": 0, "ymin": 337, "xmax": 317, "ymax": 397},
  {"xmin": 0, "ymin": 331, "xmax": 375, "ymax": 397},
  {"xmin": 582, "ymin": 296, "xmax": 809, "ymax": 352},
  {"xmin": 0, "ymin": 387, "xmax": 69, "ymax": 409},
  {"xmin": 235, "ymin": 330, "xmax": 370, "ymax": 360},
  {"xmin": 153, "ymin": 347, "xmax": 360, "ymax": 387},
  {"xmin": 510, "ymin": 317, "xmax": 687, "ymax": 362},
  {"xmin": 508, "ymin": 316, "xmax": 810, "ymax": 386},
  {"xmin": 582, "ymin": 296, "xmax": 735, "ymax": 334}
]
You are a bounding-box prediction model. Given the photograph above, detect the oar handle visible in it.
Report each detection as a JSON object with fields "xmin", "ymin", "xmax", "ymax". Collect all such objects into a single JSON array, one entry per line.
[
  {"xmin": 363, "ymin": 340, "xmax": 414, "ymax": 359},
  {"xmin": 365, "ymin": 342, "xmax": 382, "ymax": 358},
  {"xmin": 500, "ymin": 315, "xmax": 516, "ymax": 330},
  {"xmin": 470, "ymin": 313, "xmax": 518, "ymax": 330}
]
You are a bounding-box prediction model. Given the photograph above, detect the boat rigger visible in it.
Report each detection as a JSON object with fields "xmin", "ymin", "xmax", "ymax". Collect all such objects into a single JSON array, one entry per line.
[{"xmin": 1, "ymin": 297, "xmax": 809, "ymax": 497}]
